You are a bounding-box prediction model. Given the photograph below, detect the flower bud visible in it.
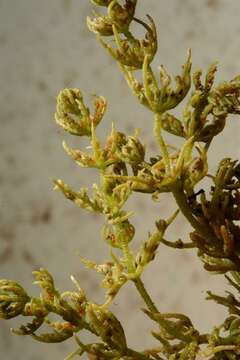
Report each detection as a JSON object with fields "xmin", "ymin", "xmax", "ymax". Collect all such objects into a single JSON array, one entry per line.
[
  {"xmin": 101, "ymin": 15, "xmax": 157, "ymax": 70},
  {"xmin": 119, "ymin": 136, "xmax": 145, "ymax": 165},
  {"xmin": 24, "ymin": 297, "xmax": 48, "ymax": 318},
  {"xmin": 112, "ymin": 131, "xmax": 145, "ymax": 165},
  {"xmin": 197, "ymin": 114, "xmax": 226, "ymax": 143},
  {"xmin": 55, "ymin": 89, "xmax": 106, "ymax": 136},
  {"xmin": 161, "ymin": 112, "xmax": 185, "ymax": 137},
  {"xmin": 33, "ymin": 268, "xmax": 58, "ymax": 304},
  {"xmin": 55, "ymin": 89, "xmax": 90, "ymax": 136},
  {"xmin": 87, "ymin": 15, "xmax": 114, "ymax": 36},
  {"xmin": 142, "ymin": 49, "xmax": 192, "ymax": 113},
  {"xmin": 102, "ymin": 221, "xmax": 135, "ymax": 248},
  {"xmin": 184, "ymin": 147, "xmax": 208, "ymax": 191},
  {"xmin": 87, "ymin": 304, "xmax": 127, "ymax": 350},
  {"xmin": 215, "ymin": 158, "xmax": 239, "ymax": 188},
  {"xmin": 108, "ymin": 0, "xmax": 136, "ymax": 31},
  {"xmin": 0, "ymin": 280, "xmax": 29, "ymax": 319},
  {"xmin": 92, "ymin": 95, "xmax": 107, "ymax": 127}
]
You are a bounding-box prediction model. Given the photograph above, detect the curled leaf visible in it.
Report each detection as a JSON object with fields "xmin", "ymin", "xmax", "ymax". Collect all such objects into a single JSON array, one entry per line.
[
  {"xmin": 55, "ymin": 89, "xmax": 106, "ymax": 136},
  {"xmin": 0, "ymin": 280, "xmax": 30, "ymax": 319}
]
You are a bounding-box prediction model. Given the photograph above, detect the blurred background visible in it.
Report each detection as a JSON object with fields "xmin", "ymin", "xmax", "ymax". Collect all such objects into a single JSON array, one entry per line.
[{"xmin": 1, "ymin": 0, "xmax": 240, "ymax": 359}]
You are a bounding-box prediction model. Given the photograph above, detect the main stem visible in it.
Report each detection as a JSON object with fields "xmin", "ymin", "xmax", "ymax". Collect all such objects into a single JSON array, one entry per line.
[
  {"xmin": 133, "ymin": 277, "xmax": 158, "ymax": 313},
  {"xmin": 154, "ymin": 113, "xmax": 171, "ymax": 175},
  {"xmin": 122, "ymin": 241, "xmax": 158, "ymax": 313}
]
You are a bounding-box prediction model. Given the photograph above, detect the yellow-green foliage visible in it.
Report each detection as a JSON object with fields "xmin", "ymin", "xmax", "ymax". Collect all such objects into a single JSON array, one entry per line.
[{"xmin": 1, "ymin": 1, "xmax": 240, "ymax": 359}]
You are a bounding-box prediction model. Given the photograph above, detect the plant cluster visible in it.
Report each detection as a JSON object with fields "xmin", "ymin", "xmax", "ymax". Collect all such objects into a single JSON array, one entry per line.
[{"xmin": 1, "ymin": 1, "xmax": 240, "ymax": 359}]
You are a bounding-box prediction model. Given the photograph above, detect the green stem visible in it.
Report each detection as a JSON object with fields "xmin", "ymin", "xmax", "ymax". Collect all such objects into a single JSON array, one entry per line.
[
  {"xmin": 125, "ymin": 347, "xmax": 151, "ymax": 360},
  {"xmin": 121, "ymin": 241, "xmax": 158, "ymax": 314},
  {"xmin": 154, "ymin": 113, "xmax": 171, "ymax": 175},
  {"xmin": 121, "ymin": 242, "xmax": 135, "ymax": 273},
  {"xmin": 133, "ymin": 277, "xmax": 158, "ymax": 313}
]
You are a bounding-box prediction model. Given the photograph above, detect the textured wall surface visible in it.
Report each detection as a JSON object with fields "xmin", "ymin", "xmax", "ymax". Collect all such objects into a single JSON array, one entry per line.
[{"xmin": 1, "ymin": 0, "xmax": 240, "ymax": 359}]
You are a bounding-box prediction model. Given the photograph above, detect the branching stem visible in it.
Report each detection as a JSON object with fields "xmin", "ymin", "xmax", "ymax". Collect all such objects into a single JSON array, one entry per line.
[
  {"xmin": 154, "ymin": 113, "xmax": 172, "ymax": 175},
  {"xmin": 133, "ymin": 277, "xmax": 158, "ymax": 314}
]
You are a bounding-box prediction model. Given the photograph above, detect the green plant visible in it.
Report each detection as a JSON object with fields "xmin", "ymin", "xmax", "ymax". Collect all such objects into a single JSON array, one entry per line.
[{"xmin": 1, "ymin": 1, "xmax": 240, "ymax": 359}]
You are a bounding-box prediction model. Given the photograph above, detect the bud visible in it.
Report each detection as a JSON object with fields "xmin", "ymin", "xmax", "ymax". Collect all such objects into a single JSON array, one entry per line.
[
  {"xmin": 0, "ymin": 280, "xmax": 29, "ymax": 319},
  {"xmin": 33, "ymin": 268, "xmax": 58, "ymax": 303},
  {"xmin": 55, "ymin": 89, "xmax": 90, "ymax": 136},
  {"xmin": 55, "ymin": 89, "xmax": 106, "ymax": 136},
  {"xmin": 143, "ymin": 49, "xmax": 192, "ymax": 113},
  {"xmin": 197, "ymin": 114, "xmax": 226, "ymax": 143},
  {"xmin": 108, "ymin": 0, "xmax": 136, "ymax": 31},
  {"xmin": 112, "ymin": 131, "xmax": 145, "ymax": 165},
  {"xmin": 23, "ymin": 297, "xmax": 48, "ymax": 318},
  {"xmin": 210, "ymin": 80, "xmax": 240, "ymax": 116},
  {"xmin": 102, "ymin": 221, "xmax": 135, "ymax": 248},
  {"xmin": 87, "ymin": 304, "xmax": 127, "ymax": 350},
  {"xmin": 112, "ymin": 182, "xmax": 132, "ymax": 209},
  {"xmin": 119, "ymin": 136, "xmax": 145, "ymax": 165},
  {"xmin": 161, "ymin": 112, "xmax": 185, "ymax": 137},
  {"xmin": 184, "ymin": 147, "xmax": 208, "ymax": 191},
  {"xmin": 87, "ymin": 1, "xmax": 137, "ymax": 37},
  {"xmin": 185, "ymin": 64, "xmax": 240, "ymax": 141},
  {"xmin": 62, "ymin": 277, "xmax": 86, "ymax": 317},
  {"xmin": 92, "ymin": 95, "xmax": 107, "ymax": 127},
  {"xmin": 101, "ymin": 15, "xmax": 157, "ymax": 69},
  {"xmin": 87, "ymin": 15, "xmax": 114, "ymax": 36},
  {"xmin": 159, "ymin": 49, "xmax": 192, "ymax": 112},
  {"xmin": 135, "ymin": 231, "xmax": 162, "ymax": 272},
  {"xmin": 214, "ymin": 158, "xmax": 239, "ymax": 188}
]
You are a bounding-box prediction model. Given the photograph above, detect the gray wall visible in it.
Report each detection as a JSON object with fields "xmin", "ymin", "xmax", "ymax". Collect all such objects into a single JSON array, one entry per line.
[{"xmin": 1, "ymin": 0, "xmax": 240, "ymax": 359}]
